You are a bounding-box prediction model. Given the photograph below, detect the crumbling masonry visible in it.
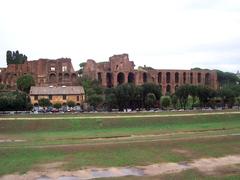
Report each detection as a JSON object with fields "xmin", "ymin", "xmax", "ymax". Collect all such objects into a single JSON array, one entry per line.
[{"xmin": 83, "ymin": 54, "xmax": 218, "ymax": 95}]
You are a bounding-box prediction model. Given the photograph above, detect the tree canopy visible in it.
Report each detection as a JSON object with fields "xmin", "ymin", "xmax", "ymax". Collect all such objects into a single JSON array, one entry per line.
[
  {"xmin": 16, "ymin": 74, "xmax": 35, "ymax": 93},
  {"xmin": 6, "ymin": 50, "xmax": 27, "ymax": 65}
]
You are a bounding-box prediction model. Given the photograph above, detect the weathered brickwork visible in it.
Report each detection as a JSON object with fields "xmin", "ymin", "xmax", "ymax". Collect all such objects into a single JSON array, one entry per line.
[
  {"xmin": 83, "ymin": 54, "xmax": 218, "ymax": 95},
  {"xmin": 0, "ymin": 58, "xmax": 78, "ymax": 87}
]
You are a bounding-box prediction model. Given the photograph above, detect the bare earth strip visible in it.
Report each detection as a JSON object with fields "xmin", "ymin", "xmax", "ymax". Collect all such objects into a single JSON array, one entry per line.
[
  {"xmin": 1, "ymin": 155, "xmax": 240, "ymax": 180},
  {"xmin": 0, "ymin": 111, "xmax": 240, "ymax": 121},
  {"xmin": 1, "ymin": 132, "xmax": 240, "ymax": 149}
]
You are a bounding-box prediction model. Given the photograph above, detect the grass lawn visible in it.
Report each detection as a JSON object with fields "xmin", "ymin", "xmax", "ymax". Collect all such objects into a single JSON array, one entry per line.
[{"xmin": 0, "ymin": 112, "xmax": 240, "ymax": 177}]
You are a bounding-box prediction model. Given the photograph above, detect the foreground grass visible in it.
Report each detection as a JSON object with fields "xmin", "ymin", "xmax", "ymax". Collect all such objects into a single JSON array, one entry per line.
[
  {"xmin": 0, "ymin": 114, "xmax": 240, "ymax": 146},
  {"xmin": 0, "ymin": 112, "xmax": 240, "ymax": 176},
  {"xmin": 0, "ymin": 135, "xmax": 240, "ymax": 176}
]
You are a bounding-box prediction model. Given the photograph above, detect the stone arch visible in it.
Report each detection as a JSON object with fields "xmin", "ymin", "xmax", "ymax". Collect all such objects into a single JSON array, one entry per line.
[
  {"xmin": 158, "ymin": 72, "xmax": 162, "ymax": 83},
  {"xmin": 128, "ymin": 72, "xmax": 135, "ymax": 83},
  {"xmin": 166, "ymin": 84, "xmax": 171, "ymax": 94},
  {"xmin": 205, "ymin": 73, "xmax": 211, "ymax": 86},
  {"xmin": 175, "ymin": 72, "xmax": 179, "ymax": 83},
  {"xmin": 166, "ymin": 72, "xmax": 171, "ymax": 84},
  {"xmin": 117, "ymin": 72, "xmax": 125, "ymax": 85},
  {"xmin": 175, "ymin": 85, "xmax": 179, "ymax": 92},
  {"xmin": 59, "ymin": 73, "xmax": 62, "ymax": 81},
  {"xmin": 106, "ymin": 72, "xmax": 113, "ymax": 88},
  {"xmin": 198, "ymin": 73, "xmax": 201, "ymax": 83},
  {"xmin": 97, "ymin": 72, "xmax": 102, "ymax": 84},
  {"xmin": 143, "ymin": 72, "xmax": 147, "ymax": 83},
  {"xmin": 183, "ymin": 72, "xmax": 186, "ymax": 84},
  {"xmin": 49, "ymin": 73, "xmax": 56, "ymax": 82},
  {"xmin": 71, "ymin": 73, "xmax": 77, "ymax": 81},
  {"xmin": 190, "ymin": 72, "xmax": 193, "ymax": 84},
  {"xmin": 64, "ymin": 73, "xmax": 70, "ymax": 80}
]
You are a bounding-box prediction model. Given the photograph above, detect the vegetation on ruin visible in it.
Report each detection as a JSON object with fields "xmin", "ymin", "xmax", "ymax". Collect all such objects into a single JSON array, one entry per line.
[{"xmin": 6, "ymin": 50, "xmax": 27, "ymax": 65}]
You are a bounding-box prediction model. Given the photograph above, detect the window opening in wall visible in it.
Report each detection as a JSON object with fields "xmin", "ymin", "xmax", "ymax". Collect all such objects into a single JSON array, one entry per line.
[
  {"xmin": 62, "ymin": 66, "xmax": 67, "ymax": 72},
  {"xmin": 198, "ymin": 73, "xmax": 201, "ymax": 83},
  {"xmin": 166, "ymin": 72, "xmax": 171, "ymax": 84}
]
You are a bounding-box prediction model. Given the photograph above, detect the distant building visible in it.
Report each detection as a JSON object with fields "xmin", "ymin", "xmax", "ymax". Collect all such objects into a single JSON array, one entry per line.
[
  {"xmin": 237, "ymin": 70, "xmax": 240, "ymax": 79},
  {"xmin": 0, "ymin": 58, "xmax": 78, "ymax": 87},
  {"xmin": 29, "ymin": 86, "xmax": 85, "ymax": 105},
  {"xmin": 83, "ymin": 54, "xmax": 218, "ymax": 95}
]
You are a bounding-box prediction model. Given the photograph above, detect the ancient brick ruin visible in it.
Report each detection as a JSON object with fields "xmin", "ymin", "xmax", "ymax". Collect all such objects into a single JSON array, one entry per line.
[
  {"xmin": 83, "ymin": 54, "xmax": 218, "ymax": 95},
  {"xmin": 0, "ymin": 58, "xmax": 77, "ymax": 87},
  {"xmin": 0, "ymin": 54, "xmax": 218, "ymax": 95}
]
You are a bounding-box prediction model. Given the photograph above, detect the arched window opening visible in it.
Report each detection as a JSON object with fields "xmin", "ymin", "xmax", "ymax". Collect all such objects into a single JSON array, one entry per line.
[
  {"xmin": 143, "ymin": 73, "xmax": 147, "ymax": 83},
  {"xmin": 49, "ymin": 73, "xmax": 56, "ymax": 82},
  {"xmin": 166, "ymin": 72, "xmax": 171, "ymax": 84},
  {"xmin": 97, "ymin": 72, "xmax": 102, "ymax": 84},
  {"xmin": 158, "ymin": 72, "xmax": 162, "ymax": 83},
  {"xmin": 205, "ymin": 73, "xmax": 211, "ymax": 86},
  {"xmin": 117, "ymin": 72, "xmax": 125, "ymax": 85},
  {"xmin": 183, "ymin": 72, "xmax": 186, "ymax": 84},
  {"xmin": 106, "ymin": 73, "xmax": 113, "ymax": 88},
  {"xmin": 128, "ymin": 72, "xmax": 135, "ymax": 83},
  {"xmin": 175, "ymin": 72, "xmax": 179, "ymax": 83},
  {"xmin": 166, "ymin": 85, "xmax": 171, "ymax": 94},
  {"xmin": 198, "ymin": 73, "xmax": 201, "ymax": 83},
  {"xmin": 190, "ymin": 72, "xmax": 193, "ymax": 84}
]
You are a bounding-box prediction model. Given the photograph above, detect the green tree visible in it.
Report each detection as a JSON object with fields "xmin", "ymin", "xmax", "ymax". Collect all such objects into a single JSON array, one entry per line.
[
  {"xmin": 53, "ymin": 102, "xmax": 62, "ymax": 109},
  {"xmin": 67, "ymin": 100, "xmax": 76, "ymax": 107},
  {"xmin": 219, "ymin": 87, "xmax": 235, "ymax": 108},
  {"xmin": 141, "ymin": 83, "xmax": 162, "ymax": 100},
  {"xmin": 78, "ymin": 62, "xmax": 86, "ymax": 75},
  {"xmin": 217, "ymin": 70, "xmax": 240, "ymax": 87},
  {"xmin": 38, "ymin": 98, "xmax": 51, "ymax": 108},
  {"xmin": 161, "ymin": 96, "xmax": 171, "ymax": 110},
  {"xmin": 16, "ymin": 74, "xmax": 35, "ymax": 93},
  {"xmin": 6, "ymin": 50, "xmax": 27, "ymax": 65},
  {"xmin": 189, "ymin": 85, "xmax": 198, "ymax": 109},
  {"xmin": 88, "ymin": 94, "xmax": 103, "ymax": 110},
  {"xmin": 0, "ymin": 91, "xmax": 31, "ymax": 111},
  {"xmin": 197, "ymin": 86, "xmax": 216, "ymax": 108},
  {"xmin": 175, "ymin": 85, "xmax": 190, "ymax": 109},
  {"xmin": 171, "ymin": 94, "xmax": 178, "ymax": 109},
  {"xmin": 104, "ymin": 93, "xmax": 117, "ymax": 111},
  {"xmin": 235, "ymin": 97, "xmax": 240, "ymax": 109},
  {"xmin": 145, "ymin": 93, "xmax": 156, "ymax": 110}
]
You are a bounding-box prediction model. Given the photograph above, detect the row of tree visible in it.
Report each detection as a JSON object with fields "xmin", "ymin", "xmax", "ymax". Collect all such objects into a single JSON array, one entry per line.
[{"xmin": 34, "ymin": 98, "xmax": 77, "ymax": 109}]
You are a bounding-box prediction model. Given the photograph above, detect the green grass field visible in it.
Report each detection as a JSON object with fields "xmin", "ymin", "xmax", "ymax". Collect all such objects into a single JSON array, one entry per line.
[{"xmin": 0, "ymin": 111, "xmax": 240, "ymax": 179}]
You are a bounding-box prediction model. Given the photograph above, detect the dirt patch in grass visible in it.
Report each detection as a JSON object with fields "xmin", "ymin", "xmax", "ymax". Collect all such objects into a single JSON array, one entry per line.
[{"xmin": 1, "ymin": 155, "xmax": 240, "ymax": 180}]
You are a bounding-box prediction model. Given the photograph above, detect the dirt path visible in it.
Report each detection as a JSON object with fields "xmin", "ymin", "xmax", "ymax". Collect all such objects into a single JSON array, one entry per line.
[
  {"xmin": 1, "ymin": 155, "xmax": 240, "ymax": 180},
  {"xmin": 1, "ymin": 131, "xmax": 240, "ymax": 149},
  {"xmin": 0, "ymin": 111, "xmax": 239, "ymax": 121}
]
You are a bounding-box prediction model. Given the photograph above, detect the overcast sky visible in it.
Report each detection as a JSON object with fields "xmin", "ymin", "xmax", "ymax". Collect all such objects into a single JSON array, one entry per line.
[{"xmin": 0, "ymin": 0, "xmax": 240, "ymax": 73}]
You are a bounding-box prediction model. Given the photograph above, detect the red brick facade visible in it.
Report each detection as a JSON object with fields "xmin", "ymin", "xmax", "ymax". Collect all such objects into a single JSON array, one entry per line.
[
  {"xmin": 83, "ymin": 54, "xmax": 218, "ymax": 95},
  {"xmin": 0, "ymin": 58, "xmax": 77, "ymax": 87}
]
